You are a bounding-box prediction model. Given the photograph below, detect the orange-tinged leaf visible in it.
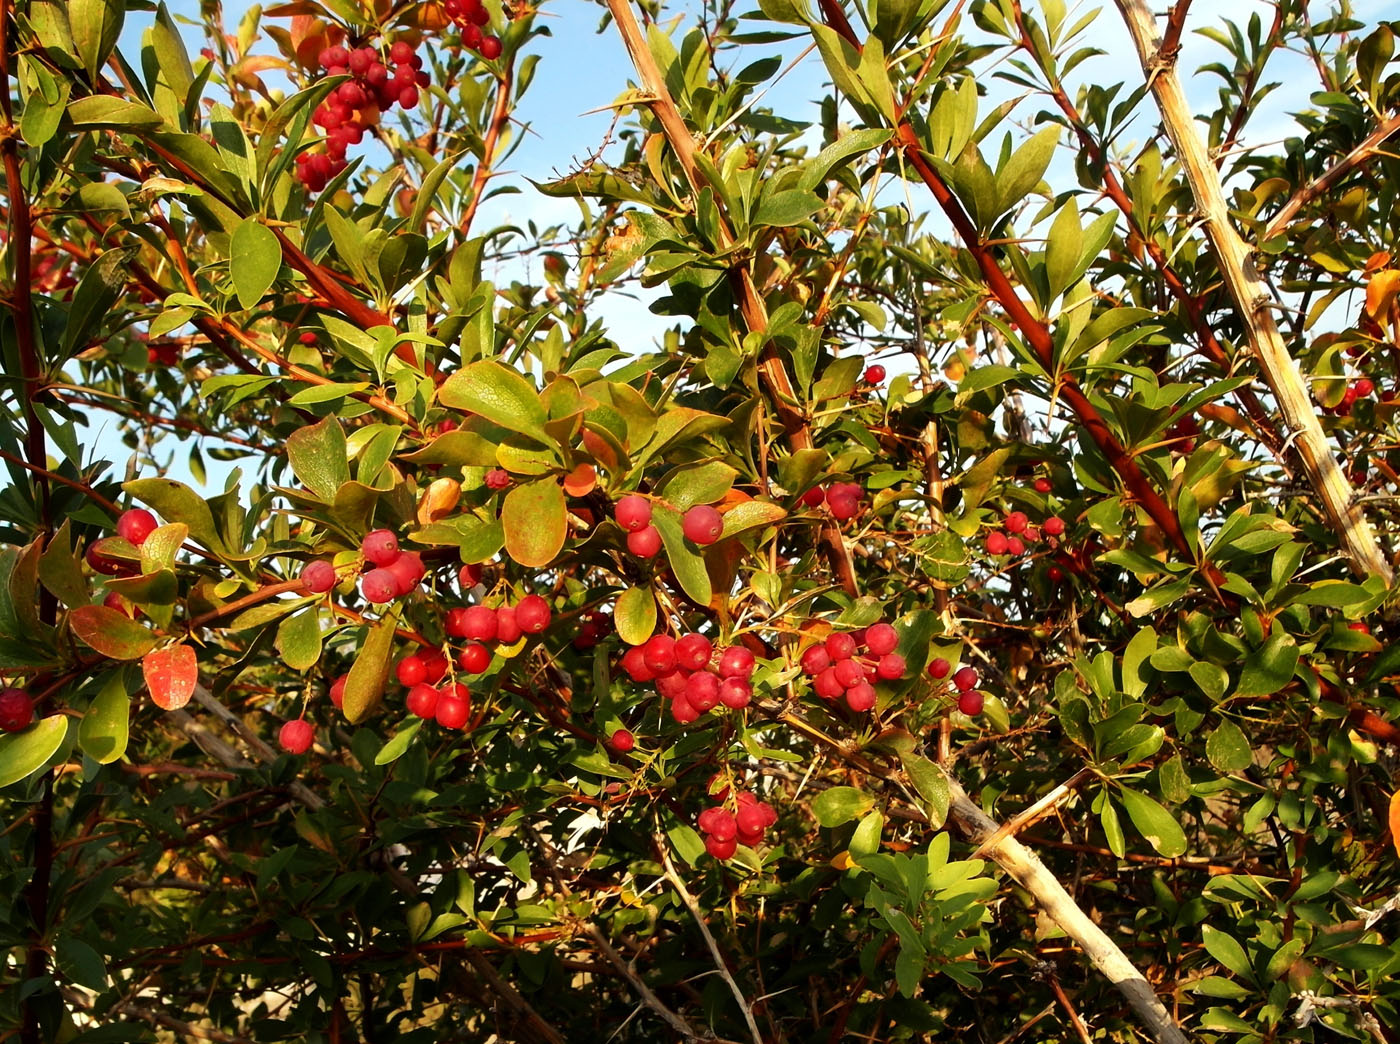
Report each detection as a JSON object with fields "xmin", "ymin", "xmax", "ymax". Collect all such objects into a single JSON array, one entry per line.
[
  {"xmin": 70, "ymin": 605, "xmax": 157, "ymax": 660},
  {"xmin": 581, "ymin": 429, "xmax": 619, "ymax": 472},
  {"xmin": 1390, "ymin": 791, "xmax": 1400, "ymax": 858},
  {"xmin": 143, "ymin": 645, "xmax": 198, "ymax": 710},
  {"xmin": 501, "ymin": 479, "xmax": 567, "ymax": 568},
  {"xmin": 561, "ymin": 463, "xmax": 597, "ymax": 498},
  {"xmin": 1365, "ymin": 269, "xmax": 1400, "ymax": 320},
  {"xmin": 1365, "ymin": 250, "xmax": 1392, "ymax": 274},
  {"xmin": 417, "ymin": 477, "xmax": 462, "ymax": 525}
]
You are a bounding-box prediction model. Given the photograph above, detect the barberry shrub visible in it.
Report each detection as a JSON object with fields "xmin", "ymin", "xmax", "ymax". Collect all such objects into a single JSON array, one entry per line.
[{"xmin": 2, "ymin": 0, "xmax": 1400, "ymax": 1041}]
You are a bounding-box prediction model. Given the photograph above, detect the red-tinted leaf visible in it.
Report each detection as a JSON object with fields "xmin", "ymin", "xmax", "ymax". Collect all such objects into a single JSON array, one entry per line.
[
  {"xmin": 70, "ymin": 605, "xmax": 157, "ymax": 660},
  {"xmin": 143, "ymin": 644, "xmax": 198, "ymax": 710}
]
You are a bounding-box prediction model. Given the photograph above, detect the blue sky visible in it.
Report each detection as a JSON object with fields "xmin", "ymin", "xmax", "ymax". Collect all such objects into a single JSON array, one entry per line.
[{"xmin": 90, "ymin": 0, "xmax": 1389, "ymax": 491}]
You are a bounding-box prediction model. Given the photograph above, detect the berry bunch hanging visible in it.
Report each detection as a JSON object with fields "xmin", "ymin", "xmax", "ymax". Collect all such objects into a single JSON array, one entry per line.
[{"xmin": 442, "ymin": 0, "xmax": 502, "ymax": 57}]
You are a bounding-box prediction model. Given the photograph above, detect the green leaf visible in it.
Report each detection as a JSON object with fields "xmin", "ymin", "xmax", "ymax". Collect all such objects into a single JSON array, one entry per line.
[
  {"xmin": 229, "ymin": 218, "xmax": 281, "ymax": 310},
  {"xmin": 67, "ymin": 95, "xmax": 161, "ymax": 129},
  {"xmin": 0, "ymin": 715, "xmax": 67, "ymax": 788},
  {"xmin": 1118, "ymin": 786, "xmax": 1187, "ymax": 857},
  {"xmin": 899, "ymin": 752, "xmax": 949, "ymax": 827},
  {"xmin": 754, "ymin": 188, "xmax": 825, "ymax": 227},
  {"xmin": 60, "ymin": 248, "xmax": 128, "ymax": 361},
  {"xmin": 651, "ymin": 506, "xmax": 712, "ymax": 606},
  {"xmin": 1126, "ymin": 577, "xmax": 1191, "ymax": 617},
  {"xmin": 720, "ymin": 500, "xmax": 787, "ymax": 539},
  {"xmin": 124, "ymin": 478, "xmax": 227, "ymax": 556},
  {"xmin": 668, "ymin": 824, "xmax": 707, "ymax": 866},
  {"xmin": 374, "ymin": 718, "xmax": 422, "ymax": 765},
  {"xmin": 1044, "ymin": 198, "xmax": 1082, "ymax": 297},
  {"xmin": 409, "ymin": 515, "xmax": 504, "ymax": 562},
  {"xmin": 55, "ymin": 935, "xmax": 107, "ymax": 992},
  {"xmin": 342, "ymin": 607, "xmax": 399, "ymax": 724},
  {"xmin": 439, "ymin": 361, "xmax": 552, "ymax": 447},
  {"xmin": 615, "ymin": 586, "xmax": 657, "ymax": 647},
  {"xmin": 286, "ymin": 416, "xmax": 350, "ymax": 503},
  {"xmin": 850, "ymin": 809, "xmax": 884, "ymax": 858},
  {"xmin": 69, "ymin": 605, "xmax": 156, "ymax": 660},
  {"xmin": 798, "ymin": 129, "xmax": 892, "ymax": 191},
  {"xmin": 500, "ymin": 480, "xmax": 567, "ymax": 569},
  {"xmin": 1205, "ymin": 720, "xmax": 1251, "ymax": 773},
  {"xmin": 276, "ymin": 608, "xmax": 323, "ymax": 672},
  {"xmin": 894, "ymin": 944, "xmax": 925, "ymax": 998},
  {"xmin": 38, "ymin": 522, "xmax": 89, "ymax": 610},
  {"xmin": 1202, "ymin": 926, "xmax": 1254, "ymax": 980},
  {"xmin": 79, "ymin": 672, "xmax": 130, "ymax": 764},
  {"xmin": 812, "ymin": 785, "xmax": 875, "ymax": 827},
  {"xmin": 996, "ymin": 125, "xmax": 1059, "ymax": 214},
  {"xmin": 69, "ymin": 0, "xmax": 125, "ymax": 80},
  {"xmin": 657, "ymin": 461, "xmax": 737, "ymax": 511},
  {"xmin": 1236, "ymin": 632, "xmax": 1298, "ymax": 697}
]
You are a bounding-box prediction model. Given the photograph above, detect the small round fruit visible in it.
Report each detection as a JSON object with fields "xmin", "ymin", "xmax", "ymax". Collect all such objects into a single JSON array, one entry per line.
[
  {"xmin": 814, "ymin": 667, "xmax": 844, "ymax": 701},
  {"xmin": 953, "ymin": 666, "xmax": 978, "ymax": 692},
  {"xmin": 876, "ymin": 653, "xmax": 906, "ymax": 680},
  {"xmin": 85, "ymin": 541, "xmax": 129, "ymax": 576},
  {"xmin": 800, "ymin": 645, "xmax": 831, "ymax": 675},
  {"xmin": 682, "ymin": 505, "xmax": 724, "ymax": 545},
  {"xmin": 927, "ymin": 657, "xmax": 951, "ymax": 680},
  {"xmin": 386, "ymin": 551, "xmax": 425, "ymax": 596},
  {"xmin": 362, "ymin": 529, "xmax": 401, "ymax": 566},
  {"xmin": 675, "ymin": 633, "xmax": 714, "ymax": 671},
  {"xmin": 705, "ymin": 834, "xmax": 737, "ymax": 860},
  {"xmin": 445, "ymin": 607, "xmax": 471, "ymax": 638},
  {"xmin": 610, "ymin": 728, "xmax": 635, "ymax": 753},
  {"xmin": 116, "ymin": 508, "xmax": 159, "ymax": 546},
  {"xmin": 300, "ymin": 560, "xmax": 337, "ymax": 594},
  {"xmin": 627, "ymin": 525, "xmax": 662, "ymax": 558},
  {"xmin": 670, "ymin": 693, "xmax": 699, "ymax": 724},
  {"xmin": 718, "ymin": 677, "xmax": 752, "ymax": 709},
  {"xmin": 865, "ymin": 623, "xmax": 898, "ymax": 656},
  {"xmin": 1043, "ymin": 516, "xmax": 1066, "ymax": 537},
  {"xmin": 958, "ymin": 690, "xmax": 985, "ymax": 715},
  {"xmin": 686, "ymin": 671, "xmax": 720, "ymax": 711},
  {"xmin": 706, "ymin": 810, "xmax": 737, "ymax": 842},
  {"xmin": 458, "ymin": 562, "xmax": 483, "ymax": 588},
  {"xmin": 1048, "ymin": 565, "xmax": 1065, "ymax": 582},
  {"xmin": 1005, "ymin": 536, "xmax": 1025, "ymax": 556},
  {"xmin": 1004, "ymin": 510, "xmax": 1028, "ymax": 534},
  {"xmin": 655, "ymin": 669, "xmax": 690, "ymax": 701},
  {"xmin": 390, "ymin": 39, "xmax": 415, "ymax": 63},
  {"xmin": 621, "ymin": 646, "xmax": 654, "ymax": 682},
  {"xmin": 406, "ymin": 683, "xmax": 439, "ymax": 719},
  {"xmin": 736, "ymin": 802, "xmax": 768, "ymax": 835},
  {"xmin": 0, "ymin": 688, "xmax": 34, "ymax": 732},
  {"xmin": 396, "ymin": 654, "xmax": 427, "ymax": 686},
  {"xmin": 834, "ymin": 658, "xmax": 865, "ymax": 688},
  {"xmin": 458, "ymin": 642, "xmax": 491, "ymax": 673},
  {"xmin": 479, "ymin": 35, "xmax": 502, "ymax": 59},
  {"xmin": 864, "ymin": 364, "xmax": 886, "ymax": 384},
  {"xmin": 435, "ymin": 691, "xmax": 470, "ymax": 729},
  {"xmin": 643, "ymin": 635, "xmax": 678, "ymax": 675},
  {"xmin": 827, "ymin": 492, "xmax": 860, "ymax": 521},
  {"xmin": 1034, "ymin": 477, "xmax": 1052, "ymax": 493},
  {"xmin": 279, "ymin": 719, "xmax": 314, "ymax": 754},
  {"xmin": 460, "ymin": 605, "xmax": 498, "ymax": 642},
  {"xmin": 845, "ymin": 683, "xmax": 876, "ymax": 712},
  {"xmin": 515, "ymin": 594, "xmax": 551, "ymax": 634},
  {"xmin": 825, "ymin": 632, "xmax": 857, "ymax": 661},
  {"xmin": 498, "ymin": 604, "xmax": 525, "ymax": 645},
  {"xmin": 485, "ymin": 468, "xmax": 511, "ymax": 490},
  {"xmin": 718, "ymin": 646, "xmax": 755, "ymax": 679},
  {"xmin": 329, "ymin": 674, "xmax": 347, "ymax": 709},
  {"xmin": 801, "ymin": 486, "xmax": 826, "ymax": 507},
  {"xmin": 360, "ymin": 568, "xmax": 400, "ymax": 603},
  {"xmin": 615, "ymin": 495, "xmax": 653, "ymax": 532},
  {"xmin": 986, "ymin": 531, "xmax": 1009, "ymax": 555}
]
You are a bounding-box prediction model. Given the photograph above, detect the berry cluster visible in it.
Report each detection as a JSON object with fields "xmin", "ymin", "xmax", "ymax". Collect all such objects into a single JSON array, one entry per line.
[
  {"xmin": 799, "ymin": 621, "xmax": 903, "ymax": 713},
  {"xmin": 927, "ymin": 658, "xmax": 983, "ymax": 715},
  {"xmin": 298, "ymin": 41, "xmax": 430, "ymax": 192},
  {"xmin": 0, "ymin": 687, "xmax": 34, "ymax": 732},
  {"xmin": 620, "ymin": 634, "xmax": 756, "ymax": 723},
  {"xmin": 799, "ymin": 482, "xmax": 863, "ymax": 521},
  {"xmin": 442, "ymin": 0, "xmax": 503, "ymax": 57},
  {"xmin": 1325, "ymin": 376, "xmax": 1376, "ymax": 417},
  {"xmin": 698, "ymin": 786, "xmax": 777, "ymax": 861},
  {"xmin": 614, "ymin": 495, "xmax": 725, "ymax": 559},
  {"xmin": 344, "ymin": 529, "xmax": 426, "ymax": 603},
  {"xmin": 984, "ymin": 508, "xmax": 1065, "ymax": 559}
]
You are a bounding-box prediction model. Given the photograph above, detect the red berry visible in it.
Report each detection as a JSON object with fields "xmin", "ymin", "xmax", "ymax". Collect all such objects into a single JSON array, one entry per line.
[
  {"xmin": 1355, "ymin": 378, "xmax": 1375, "ymax": 397},
  {"xmin": 349, "ymin": 47, "xmax": 372, "ymax": 74},
  {"xmin": 826, "ymin": 493, "xmax": 860, "ymax": 521},
  {"xmin": 390, "ymin": 40, "xmax": 415, "ymax": 63},
  {"xmin": 615, "ymin": 495, "xmax": 652, "ymax": 532},
  {"xmin": 953, "ymin": 666, "xmax": 978, "ymax": 691},
  {"xmin": 420, "ymin": 650, "xmax": 449, "ymax": 683},
  {"xmin": 495, "ymin": 605, "xmax": 523, "ymax": 644},
  {"xmin": 621, "ymin": 646, "xmax": 655, "ymax": 682},
  {"xmin": 362, "ymin": 529, "xmax": 400, "ymax": 566},
  {"xmin": 1048, "ymin": 565, "xmax": 1065, "ymax": 582},
  {"xmin": 876, "ymin": 653, "xmax": 906, "ymax": 680},
  {"xmin": 736, "ymin": 803, "xmax": 768, "ymax": 835},
  {"xmin": 825, "ymin": 633, "xmax": 857, "ymax": 661},
  {"xmin": 801, "ymin": 486, "xmax": 826, "ymax": 507},
  {"xmin": 864, "ymin": 623, "xmax": 898, "ymax": 656},
  {"xmin": 460, "ymin": 605, "xmax": 498, "ymax": 642},
  {"xmin": 396, "ymin": 654, "xmax": 427, "ymax": 686},
  {"xmin": 458, "ymin": 643, "xmax": 491, "ymax": 673},
  {"xmin": 627, "ymin": 525, "xmax": 662, "ymax": 558},
  {"xmin": 445, "ymin": 607, "xmax": 471, "ymax": 638},
  {"xmin": 682, "ymin": 505, "xmax": 724, "ymax": 545},
  {"xmin": 279, "ymin": 719, "xmax": 314, "ymax": 754},
  {"xmin": 845, "ymin": 683, "xmax": 876, "ymax": 712},
  {"xmin": 986, "ymin": 531, "xmax": 1009, "ymax": 555},
  {"xmin": 655, "ymin": 669, "xmax": 690, "ymax": 701},
  {"xmin": 670, "ymin": 693, "xmax": 700, "ymax": 724},
  {"xmin": 834, "ymin": 658, "xmax": 865, "ymax": 688},
  {"xmin": 458, "ymin": 562, "xmax": 483, "ymax": 588},
  {"xmin": 1044, "ymin": 516, "xmax": 1065, "ymax": 537},
  {"xmin": 1004, "ymin": 511, "xmax": 1028, "ymax": 534},
  {"xmin": 1034, "ymin": 477, "xmax": 1052, "ymax": 493},
  {"xmin": 479, "ymin": 35, "xmax": 502, "ymax": 59},
  {"xmin": 1005, "ymin": 536, "xmax": 1025, "ymax": 556},
  {"xmin": 958, "ymin": 690, "xmax": 985, "ymax": 716},
  {"xmin": 675, "ymin": 633, "xmax": 714, "ymax": 671},
  {"xmin": 1348, "ymin": 621, "xmax": 1371, "ymax": 634},
  {"xmin": 814, "ymin": 667, "xmax": 843, "ymax": 700},
  {"xmin": 300, "ymin": 560, "xmax": 337, "ymax": 594},
  {"xmin": 398, "ymin": 85, "xmax": 420, "ymax": 109},
  {"xmin": 514, "ymin": 594, "xmax": 551, "ymax": 634},
  {"xmin": 485, "ymin": 468, "xmax": 511, "ymax": 490},
  {"xmin": 707, "ymin": 810, "xmax": 737, "ymax": 842},
  {"xmin": 643, "ymin": 635, "xmax": 677, "ymax": 675},
  {"xmin": 0, "ymin": 688, "xmax": 34, "ymax": 732},
  {"xmin": 385, "ymin": 551, "xmax": 425, "ymax": 596},
  {"xmin": 800, "ymin": 644, "xmax": 832, "ymax": 675},
  {"xmin": 329, "ymin": 674, "xmax": 347, "ymax": 709},
  {"xmin": 927, "ymin": 657, "xmax": 951, "ymax": 680},
  {"xmin": 686, "ymin": 671, "xmax": 720, "ymax": 711},
  {"xmin": 435, "ymin": 691, "xmax": 470, "ymax": 729},
  {"xmin": 610, "ymin": 728, "xmax": 635, "ymax": 753},
  {"xmin": 705, "ymin": 834, "xmax": 737, "ymax": 860},
  {"xmin": 718, "ymin": 677, "xmax": 752, "ymax": 708},
  {"xmin": 864, "ymin": 364, "xmax": 886, "ymax": 384},
  {"xmin": 718, "ymin": 646, "xmax": 755, "ymax": 679},
  {"xmin": 360, "ymin": 568, "xmax": 399, "ymax": 603},
  {"xmin": 116, "ymin": 508, "xmax": 159, "ymax": 545}
]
